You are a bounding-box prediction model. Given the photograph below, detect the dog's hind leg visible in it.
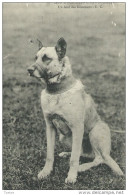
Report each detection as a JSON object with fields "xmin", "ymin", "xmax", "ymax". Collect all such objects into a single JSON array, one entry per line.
[
  {"xmin": 91, "ymin": 122, "xmax": 124, "ymax": 175},
  {"xmin": 58, "ymin": 132, "xmax": 72, "ymax": 158},
  {"xmin": 59, "ymin": 152, "xmax": 94, "ymax": 159},
  {"xmin": 78, "ymin": 122, "xmax": 107, "ymax": 172},
  {"xmin": 78, "ymin": 121, "xmax": 124, "ymax": 175},
  {"xmin": 79, "ymin": 150, "xmax": 124, "ymax": 175},
  {"xmin": 78, "ymin": 155, "xmax": 103, "ymax": 172},
  {"xmin": 102, "ymin": 154, "xmax": 124, "ymax": 176},
  {"xmin": 59, "ymin": 152, "xmax": 71, "ymax": 157}
]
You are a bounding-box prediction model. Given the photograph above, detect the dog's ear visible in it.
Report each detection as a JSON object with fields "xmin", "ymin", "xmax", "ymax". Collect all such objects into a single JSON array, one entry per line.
[
  {"xmin": 37, "ymin": 39, "xmax": 43, "ymax": 50},
  {"xmin": 55, "ymin": 38, "xmax": 67, "ymax": 60}
]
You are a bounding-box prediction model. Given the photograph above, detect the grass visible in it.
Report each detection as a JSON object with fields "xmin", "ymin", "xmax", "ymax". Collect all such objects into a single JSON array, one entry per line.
[{"xmin": 3, "ymin": 3, "xmax": 125, "ymax": 190}]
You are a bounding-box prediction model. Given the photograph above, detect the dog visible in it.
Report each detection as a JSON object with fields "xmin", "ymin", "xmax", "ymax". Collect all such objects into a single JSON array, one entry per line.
[{"xmin": 27, "ymin": 38, "xmax": 123, "ymax": 184}]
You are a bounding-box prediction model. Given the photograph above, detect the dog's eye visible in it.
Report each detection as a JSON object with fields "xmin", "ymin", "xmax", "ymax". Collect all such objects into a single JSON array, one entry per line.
[{"xmin": 42, "ymin": 55, "xmax": 52, "ymax": 63}]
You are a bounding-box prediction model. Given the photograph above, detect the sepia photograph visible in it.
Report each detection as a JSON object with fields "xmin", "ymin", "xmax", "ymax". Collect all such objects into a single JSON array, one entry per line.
[{"xmin": 3, "ymin": 2, "xmax": 125, "ymax": 191}]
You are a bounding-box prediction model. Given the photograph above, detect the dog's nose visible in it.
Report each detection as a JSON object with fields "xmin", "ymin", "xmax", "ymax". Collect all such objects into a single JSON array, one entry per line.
[
  {"xmin": 27, "ymin": 65, "xmax": 35, "ymax": 76},
  {"xmin": 27, "ymin": 68, "xmax": 34, "ymax": 74}
]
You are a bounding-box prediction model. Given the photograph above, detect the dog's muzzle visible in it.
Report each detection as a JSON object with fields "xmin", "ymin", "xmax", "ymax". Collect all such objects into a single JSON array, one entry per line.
[
  {"xmin": 27, "ymin": 63, "xmax": 46, "ymax": 78},
  {"xmin": 27, "ymin": 63, "xmax": 61, "ymax": 82}
]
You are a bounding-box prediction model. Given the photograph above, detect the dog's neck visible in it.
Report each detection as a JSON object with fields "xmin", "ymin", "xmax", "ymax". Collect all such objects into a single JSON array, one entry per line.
[{"xmin": 45, "ymin": 75, "xmax": 77, "ymax": 94}]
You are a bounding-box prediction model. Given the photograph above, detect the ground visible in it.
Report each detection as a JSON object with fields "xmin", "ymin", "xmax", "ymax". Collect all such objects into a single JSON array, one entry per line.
[{"xmin": 3, "ymin": 3, "xmax": 125, "ymax": 190}]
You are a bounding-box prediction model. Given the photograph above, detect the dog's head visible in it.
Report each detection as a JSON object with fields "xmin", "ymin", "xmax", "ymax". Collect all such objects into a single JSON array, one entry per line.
[{"xmin": 27, "ymin": 38, "xmax": 72, "ymax": 84}]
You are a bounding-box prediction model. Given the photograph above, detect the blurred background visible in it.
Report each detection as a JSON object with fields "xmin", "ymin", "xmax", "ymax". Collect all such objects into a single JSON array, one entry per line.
[{"xmin": 3, "ymin": 3, "xmax": 125, "ymax": 190}]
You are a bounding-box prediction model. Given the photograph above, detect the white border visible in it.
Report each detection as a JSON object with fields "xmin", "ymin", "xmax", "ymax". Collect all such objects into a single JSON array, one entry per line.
[
  {"xmin": 1, "ymin": 0, "xmax": 127, "ymax": 194},
  {"xmin": 1, "ymin": 0, "xmax": 2, "ymax": 193}
]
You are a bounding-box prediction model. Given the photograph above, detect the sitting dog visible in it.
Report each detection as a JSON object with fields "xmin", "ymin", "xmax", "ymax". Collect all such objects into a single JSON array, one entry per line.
[{"xmin": 27, "ymin": 38, "xmax": 123, "ymax": 183}]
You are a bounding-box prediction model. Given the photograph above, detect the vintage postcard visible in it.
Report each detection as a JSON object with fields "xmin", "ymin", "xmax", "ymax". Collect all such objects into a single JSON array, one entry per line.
[{"xmin": 2, "ymin": 2, "xmax": 126, "ymax": 194}]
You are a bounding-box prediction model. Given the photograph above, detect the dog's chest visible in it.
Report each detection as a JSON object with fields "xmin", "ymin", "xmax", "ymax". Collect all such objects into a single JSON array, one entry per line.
[
  {"xmin": 41, "ymin": 91, "xmax": 68, "ymax": 113},
  {"xmin": 41, "ymin": 80, "xmax": 84, "ymax": 114},
  {"xmin": 41, "ymin": 80, "xmax": 85, "ymax": 135},
  {"xmin": 41, "ymin": 91, "xmax": 73, "ymax": 136}
]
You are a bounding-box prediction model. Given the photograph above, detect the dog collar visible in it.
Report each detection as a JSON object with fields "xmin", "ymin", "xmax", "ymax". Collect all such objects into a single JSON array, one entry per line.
[{"xmin": 46, "ymin": 76, "xmax": 77, "ymax": 94}]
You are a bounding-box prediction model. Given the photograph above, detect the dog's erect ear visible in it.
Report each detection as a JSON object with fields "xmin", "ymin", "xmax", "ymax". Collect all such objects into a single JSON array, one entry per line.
[
  {"xmin": 37, "ymin": 39, "xmax": 43, "ymax": 50},
  {"xmin": 55, "ymin": 38, "xmax": 67, "ymax": 60}
]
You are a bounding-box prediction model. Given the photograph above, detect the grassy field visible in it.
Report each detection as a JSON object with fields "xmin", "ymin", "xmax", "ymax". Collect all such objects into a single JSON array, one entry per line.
[{"xmin": 3, "ymin": 3, "xmax": 125, "ymax": 190}]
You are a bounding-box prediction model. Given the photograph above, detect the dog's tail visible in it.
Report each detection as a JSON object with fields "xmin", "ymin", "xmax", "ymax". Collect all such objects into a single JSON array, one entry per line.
[{"xmin": 111, "ymin": 129, "xmax": 125, "ymax": 134}]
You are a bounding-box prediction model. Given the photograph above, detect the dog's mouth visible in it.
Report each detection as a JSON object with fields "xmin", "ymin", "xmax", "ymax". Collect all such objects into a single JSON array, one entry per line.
[
  {"xmin": 47, "ymin": 73, "xmax": 61, "ymax": 83},
  {"xmin": 47, "ymin": 73, "xmax": 60, "ymax": 79}
]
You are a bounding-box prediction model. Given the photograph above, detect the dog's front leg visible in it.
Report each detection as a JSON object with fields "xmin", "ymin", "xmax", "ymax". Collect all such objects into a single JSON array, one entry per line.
[
  {"xmin": 65, "ymin": 124, "xmax": 84, "ymax": 184},
  {"xmin": 38, "ymin": 119, "xmax": 56, "ymax": 180}
]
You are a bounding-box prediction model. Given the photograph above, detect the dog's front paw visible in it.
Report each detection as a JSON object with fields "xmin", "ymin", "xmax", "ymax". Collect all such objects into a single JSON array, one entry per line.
[
  {"xmin": 38, "ymin": 167, "xmax": 52, "ymax": 180},
  {"xmin": 65, "ymin": 175, "xmax": 77, "ymax": 184},
  {"xmin": 65, "ymin": 171, "xmax": 77, "ymax": 184}
]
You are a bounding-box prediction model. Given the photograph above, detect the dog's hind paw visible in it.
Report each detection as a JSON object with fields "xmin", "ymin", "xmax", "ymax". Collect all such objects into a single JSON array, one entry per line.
[{"xmin": 59, "ymin": 152, "xmax": 71, "ymax": 158}]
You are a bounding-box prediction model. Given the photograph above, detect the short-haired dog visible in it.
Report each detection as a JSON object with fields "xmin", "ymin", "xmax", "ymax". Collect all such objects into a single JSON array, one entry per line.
[{"xmin": 27, "ymin": 38, "xmax": 123, "ymax": 183}]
